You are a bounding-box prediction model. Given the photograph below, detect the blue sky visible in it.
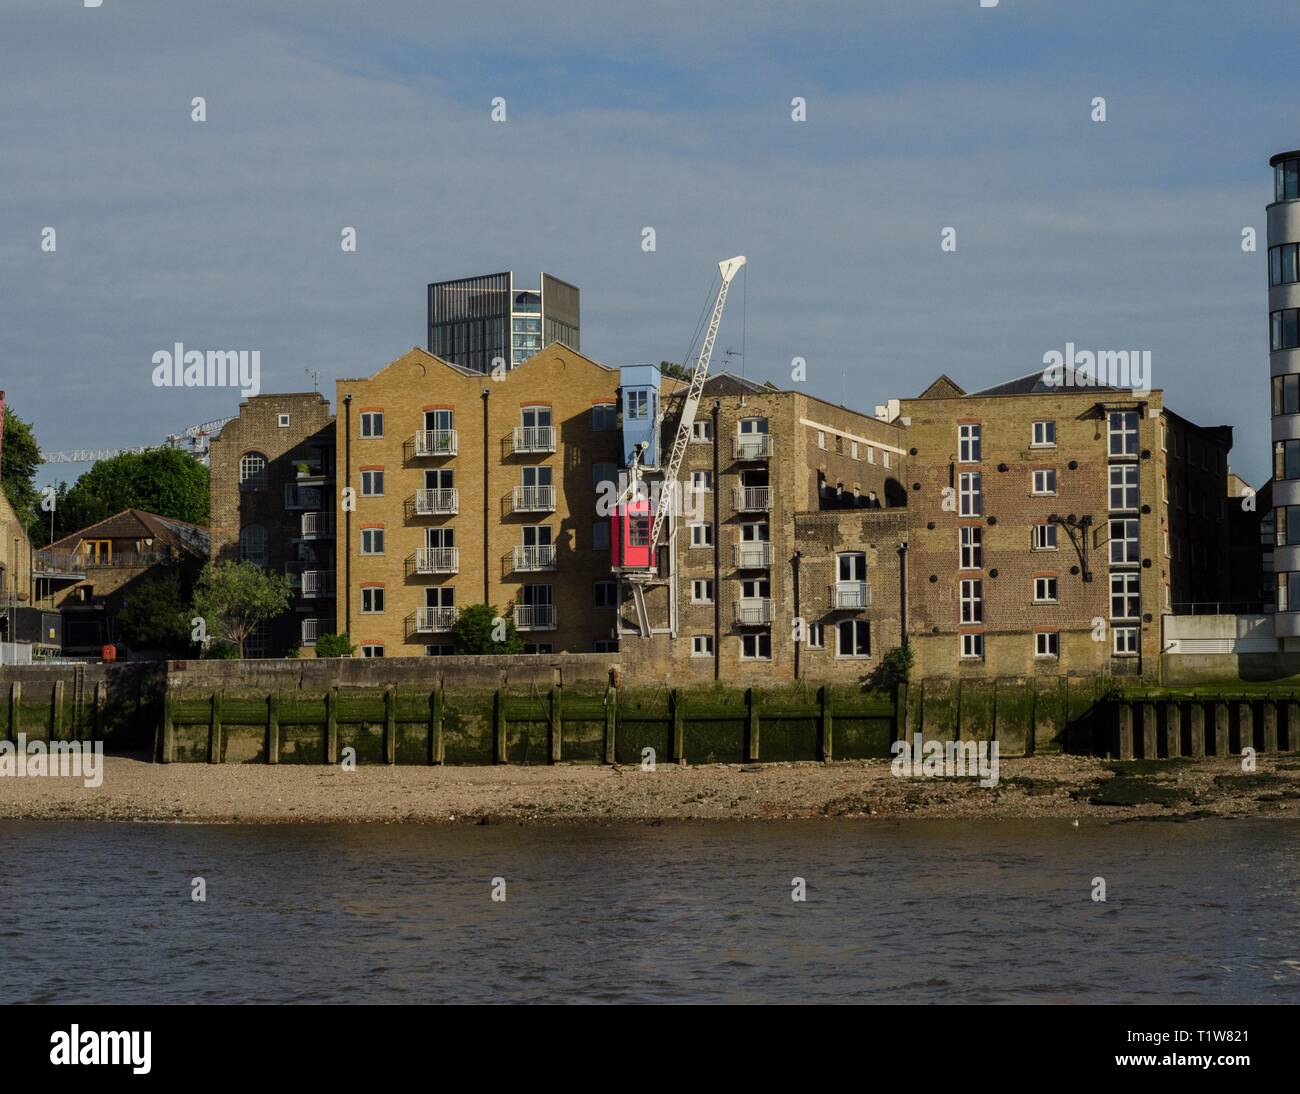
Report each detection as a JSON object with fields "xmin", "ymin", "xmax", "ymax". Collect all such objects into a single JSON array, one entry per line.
[{"xmin": 3, "ymin": 0, "xmax": 1298, "ymax": 487}]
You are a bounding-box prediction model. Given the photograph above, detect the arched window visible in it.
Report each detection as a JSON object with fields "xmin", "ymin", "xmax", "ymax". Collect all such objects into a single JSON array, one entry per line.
[
  {"xmin": 240, "ymin": 524, "xmax": 267, "ymax": 567},
  {"xmin": 239, "ymin": 452, "xmax": 268, "ymax": 490}
]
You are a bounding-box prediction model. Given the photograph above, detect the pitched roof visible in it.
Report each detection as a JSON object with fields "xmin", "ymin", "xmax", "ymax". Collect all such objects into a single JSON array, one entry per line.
[
  {"xmin": 967, "ymin": 367, "xmax": 1128, "ymax": 397},
  {"xmin": 48, "ymin": 509, "xmax": 210, "ymax": 557},
  {"xmin": 917, "ymin": 374, "xmax": 966, "ymax": 399}
]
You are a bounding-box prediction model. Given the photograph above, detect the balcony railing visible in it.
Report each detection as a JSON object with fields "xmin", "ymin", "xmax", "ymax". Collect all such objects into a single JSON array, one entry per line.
[
  {"xmin": 734, "ymin": 541, "xmax": 772, "ymax": 569},
  {"xmin": 735, "ymin": 597, "xmax": 773, "ymax": 626},
  {"xmin": 301, "ymin": 570, "xmax": 335, "ymax": 598},
  {"xmin": 407, "ymin": 547, "xmax": 459, "ymax": 575},
  {"xmin": 511, "ymin": 425, "xmax": 556, "ymax": 454},
  {"xmin": 511, "ymin": 485, "xmax": 556, "ymax": 512},
  {"xmin": 831, "ymin": 581, "xmax": 870, "ymax": 609},
  {"xmin": 413, "ymin": 429, "xmax": 458, "ymax": 457},
  {"xmin": 35, "ymin": 549, "xmax": 167, "ymax": 574},
  {"xmin": 734, "ymin": 486, "xmax": 772, "ymax": 512},
  {"xmin": 513, "ymin": 545, "xmax": 557, "ymax": 571},
  {"xmin": 301, "ymin": 618, "xmax": 334, "ymax": 646},
  {"xmin": 284, "ymin": 484, "xmax": 323, "ymax": 510},
  {"xmin": 412, "ymin": 488, "xmax": 458, "ymax": 515},
  {"xmin": 514, "ymin": 604, "xmax": 556, "ymax": 631},
  {"xmin": 410, "ymin": 606, "xmax": 458, "ymax": 633},
  {"xmin": 733, "ymin": 434, "xmax": 773, "ymax": 460},
  {"xmin": 300, "ymin": 511, "xmax": 335, "ymax": 539}
]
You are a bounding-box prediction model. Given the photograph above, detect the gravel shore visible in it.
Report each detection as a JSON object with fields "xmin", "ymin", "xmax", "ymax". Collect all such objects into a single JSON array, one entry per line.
[{"xmin": 2, "ymin": 752, "xmax": 1300, "ymax": 824}]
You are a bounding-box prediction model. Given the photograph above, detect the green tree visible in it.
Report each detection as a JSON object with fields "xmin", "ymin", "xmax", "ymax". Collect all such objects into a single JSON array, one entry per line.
[
  {"xmin": 55, "ymin": 448, "xmax": 209, "ymax": 539},
  {"xmin": 191, "ymin": 561, "xmax": 291, "ymax": 658},
  {"xmin": 659, "ymin": 360, "xmax": 691, "ymax": 381},
  {"xmin": 313, "ymin": 632, "xmax": 355, "ymax": 657},
  {"xmin": 452, "ymin": 603, "xmax": 523, "ymax": 654},
  {"xmin": 116, "ymin": 565, "xmax": 193, "ymax": 655},
  {"xmin": 1, "ymin": 404, "xmax": 42, "ymax": 531}
]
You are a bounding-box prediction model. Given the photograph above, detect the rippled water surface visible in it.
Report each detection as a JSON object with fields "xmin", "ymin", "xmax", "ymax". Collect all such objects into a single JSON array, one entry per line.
[{"xmin": 2, "ymin": 819, "xmax": 1299, "ymax": 1003}]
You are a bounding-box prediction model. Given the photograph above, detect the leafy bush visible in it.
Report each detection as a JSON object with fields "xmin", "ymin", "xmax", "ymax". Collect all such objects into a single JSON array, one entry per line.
[
  {"xmin": 313, "ymin": 632, "xmax": 355, "ymax": 657},
  {"xmin": 452, "ymin": 604, "xmax": 522, "ymax": 654}
]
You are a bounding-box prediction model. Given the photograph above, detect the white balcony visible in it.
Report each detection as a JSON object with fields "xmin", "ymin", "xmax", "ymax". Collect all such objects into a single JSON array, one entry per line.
[
  {"xmin": 514, "ymin": 604, "xmax": 556, "ymax": 631},
  {"xmin": 300, "ymin": 511, "xmax": 334, "ymax": 539},
  {"xmin": 301, "ymin": 618, "xmax": 333, "ymax": 646},
  {"xmin": 512, "ymin": 485, "xmax": 556, "ymax": 512},
  {"xmin": 832, "ymin": 581, "xmax": 870, "ymax": 609},
  {"xmin": 413, "ymin": 488, "xmax": 458, "ymax": 515},
  {"xmin": 735, "ymin": 597, "xmax": 773, "ymax": 625},
  {"xmin": 408, "ymin": 547, "xmax": 459, "ymax": 575},
  {"xmin": 734, "ymin": 541, "xmax": 772, "ymax": 569},
  {"xmin": 733, "ymin": 434, "xmax": 773, "ymax": 460},
  {"xmin": 411, "ymin": 606, "xmax": 458, "ymax": 633},
  {"xmin": 734, "ymin": 486, "xmax": 771, "ymax": 512},
  {"xmin": 284, "ymin": 484, "xmax": 323, "ymax": 510},
  {"xmin": 301, "ymin": 570, "xmax": 335, "ymax": 599},
  {"xmin": 413, "ymin": 429, "xmax": 457, "ymax": 457},
  {"xmin": 512, "ymin": 425, "xmax": 556, "ymax": 454},
  {"xmin": 513, "ymin": 545, "xmax": 557, "ymax": 572}
]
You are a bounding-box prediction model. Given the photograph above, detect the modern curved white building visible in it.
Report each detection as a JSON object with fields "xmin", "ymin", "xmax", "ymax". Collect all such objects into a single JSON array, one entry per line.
[{"xmin": 1269, "ymin": 150, "xmax": 1300, "ymax": 633}]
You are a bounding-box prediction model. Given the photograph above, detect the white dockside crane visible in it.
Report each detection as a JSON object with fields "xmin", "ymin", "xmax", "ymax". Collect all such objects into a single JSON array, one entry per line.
[{"xmin": 613, "ymin": 255, "xmax": 746, "ymax": 638}]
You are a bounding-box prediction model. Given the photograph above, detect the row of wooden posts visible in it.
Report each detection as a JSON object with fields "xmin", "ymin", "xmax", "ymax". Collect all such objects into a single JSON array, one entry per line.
[
  {"xmin": 1111, "ymin": 697, "xmax": 1299, "ymax": 759},
  {"xmin": 157, "ymin": 685, "xmax": 853, "ymax": 764},
  {"xmin": 4, "ymin": 680, "xmax": 107, "ymax": 741}
]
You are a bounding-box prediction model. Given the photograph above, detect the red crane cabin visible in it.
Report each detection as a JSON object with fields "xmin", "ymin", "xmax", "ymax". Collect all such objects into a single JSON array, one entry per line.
[{"xmin": 611, "ymin": 497, "xmax": 655, "ymax": 572}]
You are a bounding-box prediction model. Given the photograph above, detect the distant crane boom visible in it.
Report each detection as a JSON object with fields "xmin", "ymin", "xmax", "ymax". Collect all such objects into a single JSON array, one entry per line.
[{"xmin": 41, "ymin": 415, "xmax": 236, "ymax": 464}]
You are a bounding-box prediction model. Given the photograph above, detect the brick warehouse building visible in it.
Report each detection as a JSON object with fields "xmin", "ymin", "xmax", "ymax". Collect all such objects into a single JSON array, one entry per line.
[
  {"xmin": 208, "ymin": 349, "xmax": 1235, "ymax": 684},
  {"xmin": 900, "ymin": 372, "xmax": 1231, "ymax": 680}
]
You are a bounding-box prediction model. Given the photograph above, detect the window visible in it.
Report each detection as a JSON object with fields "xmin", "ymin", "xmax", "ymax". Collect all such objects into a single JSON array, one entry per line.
[
  {"xmin": 1108, "ymin": 410, "xmax": 1139, "ymax": 457},
  {"xmin": 960, "ymin": 632, "xmax": 984, "ymax": 660},
  {"xmin": 837, "ymin": 619, "xmax": 870, "ymax": 658},
  {"xmin": 1109, "ymin": 518, "xmax": 1139, "ymax": 564},
  {"xmin": 1275, "ymin": 506, "xmax": 1300, "ymax": 546},
  {"xmin": 958, "ymin": 423, "xmax": 981, "ymax": 463},
  {"xmin": 1112, "ymin": 627, "xmax": 1139, "ymax": 656},
  {"xmin": 592, "ymin": 403, "xmax": 617, "ymax": 430},
  {"xmin": 523, "ymin": 643, "xmax": 554, "ymax": 655},
  {"xmin": 278, "ymin": 414, "xmax": 291, "ymax": 428},
  {"xmin": 359, "ymin": 412, "xmax": 383, "ymax": 438},
  {"xmin": 239, "ymin": 452, "xmax": 267, "ymax": 489},
  {"xmin": 1035, "ymin": 631, "xmax": 1059, "ymax": 658},
  {"xmin": 628, "ymin": 515, "xmax": 650, "ymax": 547},
  {"xmin": 239, "ymin": 524, "xmax": 266, "ymax": 567},
  {"xmin": 360, "ymin": 645, "xmax": 384, "ymax": 658},
  {"xmin": 959, "ymin": 472, "xmax": 982, "ymax": 517},
  {"xmin": 1110, "ymin": 571, "xmax": 1140, "ymax": 620},
  {"xmin": 1268, "ymin": 374, "xmax": 1300, "ymax": 418},
  {"xmin": 1109, "ymin": 464, "xmax": 1139, "ymax": 510},
  {"xmin": 692, "ymin": 635, "xmax": 713, "ymax": 658},
  {"xmin": 1031, "ymin": 469, "xmax": 1057, "ymax": 495},
  {"xmin": 690, "ymin": 470, "xmax": 713, "ymax": 492},
  {"xmin": 593, "ymin": 461, "xmax": 617, "ymax": 489},
  {"xmin": 959, "ymin": 578, "xmax": 983, "ymax": 624},
  {"xmin": 817, "ymin": 430, "xmax": 826, "ymax": 449},
  {"xmin": 361, "ymin": 586, "xmax": 385, "ymax": 613},
  {"xmin": 691, "ymin": 579, "xmax": 714, "ymax": 603},
  {"xmin": 1276, "ymin": 157, "xmax": 1300, "ymax": 202},
  {"xmin": 594, "ymin": 639, "xmax": 619, "ymax": 653},
  {"xmin": 867, "ymin": 447, "xmax": 876, "ymax": 464},
  {"xmin": 806, "ymin": 622, "xmax": 825, "ymax": 648},
  {"xmin": 851, "ymin": 442, "xmax": 859, "ymax": 460},
  {"xmin": 1275, "ymin": 439, "xmax": 1300, "ymax": 481},
  {"xmin": 1032, "ymin": 524, "xmax": 1057, "ymax": 550},
  {"xmin": 426, "ymin": 644, "xmax": 456, "ymax": 656},
  {"xmin": 883, "ymin": 451, "xmax": 890, "ymax": 468},
  {"xmin": 361, "ymin": 527, "xmax": 385, "ymax": 554},
  {"xmin": 689, "ymin": 522, "xmax": 713, "ymax": 547},
  {"xmin": 1278, "ymin": 571, "xmax": 1300, "ymax": 611},
  {"xmin": 1272, "ymin": 309, "xmax": 1300, "ymax": 351},
  {"xmin": 837, "ymin": 552, "xmax": 866, "ymax": 582},
  {"xmin": 593, "ymin": 523, "xmax": 610, "ymax": 550},
  {"xmin": 1033, "ymin": 576, "xmax": 1058, "ymax": 603},
  {"xmin": 1031, "ymin": 420, "xmax": 1056, "ymax": 447},
  {"xmin": 740, "ymin": 633, "xmax": 772, "ymax": 660},
  {"xmin": 691, "ymin": 420, "xmax": 713, "ymax": 442},
  {"xmin": 593, "ymin": 581, "xmax": 618, "ymax": 609},
  {"xmin": 960, "ymin": 526, "xmax": 983, "ymax": 569},
  {"xmin": 626, "ymin": 390, "xmax": 650, "ymax": 419},
  {"xmin": 360, "ymin": 469, "xmax": 384, "ymax": 496}
]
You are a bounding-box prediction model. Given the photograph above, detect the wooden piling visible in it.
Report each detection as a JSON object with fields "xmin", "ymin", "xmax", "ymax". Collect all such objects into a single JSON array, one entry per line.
[
  {"xmin": 429, "ymin": 687, "xmax": 444, "ymax": 765},
  {"xmin": 493, "ymin": 689, "xmax": 507, "ymax": 764},
  {"xmin": 818, "ymin": 685, "xmax": 834, "ymax": 762},
  {"xmin": 672, "ymin": 689, "xmax": 685, "ymax": 765},
  {"xmin": 1237, "ymin": 701, "xmax": 1254, "ymax": 754},
  {"xmin": 8, "ymin": 681, "xmax": 19, "ymax": 743},
  {"xmin": 1115, "ymin": 702, "xmax": 1134, "ymax": 760},
  {"xmin": 208, "ymin": 691, "xmax": 223, "ymax": 764},
  {"xmin": 603, "ymin": 685, "xmax": 617, "ymax": 765},
  {"xmin": 1213, "ymin": 702, "xmax": 1229, "ymax": 757},
  {"xmin": 745, "ymin": 687, "xmax": 760, "ymax": 762},
  {"xmin": 548, "ymin": 685, "xmax": 563, "ymax": 764},
  {"xmin": 1188, "ymin": 702, "xmax": 1205, "ymax": 758},
  {"xmin": 160, "ymin": 691, "xmax": 174, "ymax": 764},
  {"xmin": 1164, "ymin": 699, "xmax": 1181, "ymax": 758},
  {"xmin": 266, "ymin": 694, "xmax": 279, "ymax": 765},
  {"xmin": 384, "ymin": 686, "xmax": 396, "ymax": 765},
  {"xmin": 51, "ymin": 680, "xmax": 63, "ymax": 743},
  {"xmin": 325, "ymin": 688, "xmax": 338, "ymax": 764},
  {"xmin": 1262, "ymin": 700, "xmax": 1278, "ymax": 753},
  {"xmin": 1141, "ymin": 701, "xmax": 1156, "ymax": 759}
]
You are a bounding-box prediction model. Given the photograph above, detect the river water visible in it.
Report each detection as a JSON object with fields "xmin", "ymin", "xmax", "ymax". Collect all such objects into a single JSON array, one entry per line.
[{"xmin": 2, "ymin": 818, "xmax": 1299, "ymax": 1004}]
